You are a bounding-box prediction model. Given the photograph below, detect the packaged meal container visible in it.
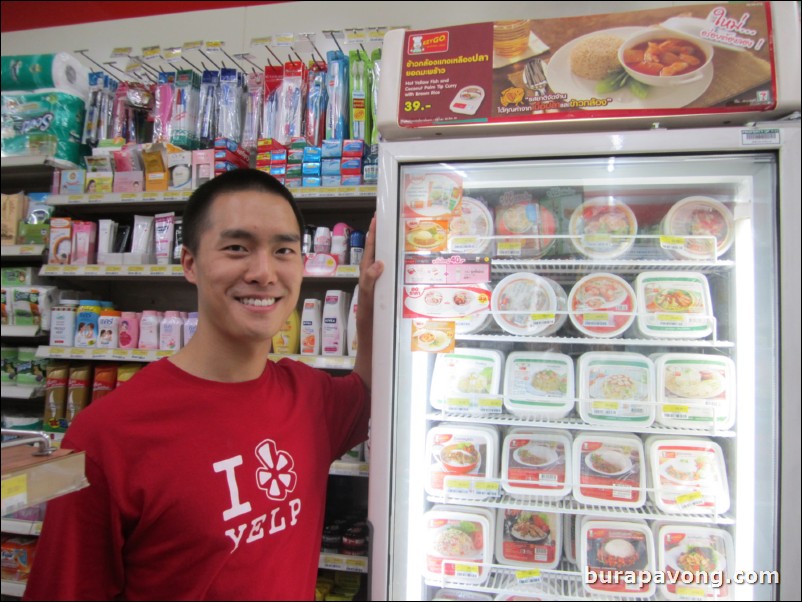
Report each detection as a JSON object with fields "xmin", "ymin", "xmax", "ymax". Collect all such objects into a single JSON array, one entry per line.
[
  {"xmin": 635, "ymin": 271, "xmax": 714, "ymax": 339},
  {"xmin": 503, "ymin": 351, "xmax": 574, "ymax": 420},
  {"xmin": 540, "ymin": 277, "xmax": 568, "ymax": 336},
  {"xmin": 447, "ymin": 196, "xmax": 495, "ymax": 256},
  {"xmin": 495, "ymin": 508, "xmax": 561, "ymax": 570},
  {"xmin": 660, "ymin": 196, "xmax": 734, "ymax": 260},
  {"xmin": 425, "ymin": 423, "xmax": 499, "ymax": 499},
  {"xmin": 429, "ymin": 348, "xmax": 504, "ymax": 413},
  {"xmin": 569, "ymin": 198, "xmax": 638, "ymax": 259},
  {"xmin": 494, "ymin": 198, "xmax": 558, "ymax": 258},
  {"xmin": 646, "ymin": 436, "xmax": 730, "ymax": 514},
  {"xmin": 581, "ymin": 518, "xmax": 656, "ymax": 598},
  {"xmin": 568, "ymin": 273, "xmax": 636, "ymax": 338},
  {"xmin": 501, "ymin": 428, "xmax": 572, "ymax": 498},
  {"xmin": 655, "ymin": 353, "xmax": 736, "ymax": 430},
  {"xmin": 656, "ymin": 523, "xmax": 735, "ymax": 601},
  {"xmin": 454, "ymin": 310, "xmax": 493, "ymax": 336},
  {"xmin": 424, "ymin": 505, "xmax": 495, "ymax": 586},
  {"xmin": 491, "ymin": 273, "xmax": 557, "ymax": 336},
  {"xmin": 577, "ymin": 351, "xmax": 656, "ymax": 428},
  {"xmin": 563, "ymin": 514, "xmax": 577, "ymax": 565},
  {"xmin": 573, "ymin": 432, "xmax": 646, "ymax": 508}
]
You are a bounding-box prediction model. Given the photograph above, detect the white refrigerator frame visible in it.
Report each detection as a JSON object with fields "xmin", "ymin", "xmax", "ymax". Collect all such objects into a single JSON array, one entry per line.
[{"xmin": 368, "ymin": 121, "xmax": 800, "ymax": 601}]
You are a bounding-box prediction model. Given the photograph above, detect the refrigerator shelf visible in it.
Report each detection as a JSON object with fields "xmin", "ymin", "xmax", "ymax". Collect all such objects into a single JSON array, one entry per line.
[
  {"xmin": 456, "ymin": 333, "xmax": 734, "ymax": 348},
  {"xmin": 425, "ymin": 494, "xmax": 735, "ymax": 526},
  {"xmin": 490, "ymin": 258, "xmax": 735, "ymax": 275},
  {"xmin": 425, "ymin": 560, "xmax": 645, "ymax": 601},
  {"xmin": 426, "ymin": 412, "xmax": 736, "ymax": 438}
]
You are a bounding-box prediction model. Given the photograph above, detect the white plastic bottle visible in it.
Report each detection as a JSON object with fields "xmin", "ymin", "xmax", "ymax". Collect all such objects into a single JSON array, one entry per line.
[
  {"xmin": 300, "ymin": 299, "xmax": 322, "ymax": 355},
  {"xmin": 138, "ymin": 310, "xmax": 160, "ymax": 350},
  {"xmin": 347, "ymin": 285, "xmax": 359, "ymax": 357},
  {"xmin": 183, "ymin": 312, "xmax": 198, "ymax": 344},
  {"xmin": 322, "ymin": 290, "xmax": 349, "ymax": 356},
  {"xmin": 159, "ymin": 311, "xmax": 184, "ymax": 351}
]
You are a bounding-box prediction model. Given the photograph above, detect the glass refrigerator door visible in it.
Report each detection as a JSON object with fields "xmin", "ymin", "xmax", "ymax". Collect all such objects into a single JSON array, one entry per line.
[{"xmin": 380, "ymin": 150, "xmax": 782, "ymax": 601}]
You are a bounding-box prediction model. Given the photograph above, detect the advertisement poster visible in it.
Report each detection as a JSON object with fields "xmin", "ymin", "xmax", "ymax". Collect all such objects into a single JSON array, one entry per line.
[{"xmin": 398, "ymin": 2, "xmax": 775, "ymax": 127}]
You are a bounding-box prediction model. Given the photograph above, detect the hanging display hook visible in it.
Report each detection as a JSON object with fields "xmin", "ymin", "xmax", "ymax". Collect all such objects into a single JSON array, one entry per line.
[
  {"xmin": 264, "ymin": 45, "xmax": 283, "ymax": 65},
  {"xmin": 323, "ymin": 30, "xmax": 344, "ymax": 54},
  {"xmin": 74, "ymin": 49, "xmax": 119, "ymax": 80}
]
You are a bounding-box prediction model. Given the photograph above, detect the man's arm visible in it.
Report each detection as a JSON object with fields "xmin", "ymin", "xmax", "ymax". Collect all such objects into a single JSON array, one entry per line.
[{"xmin": 353, "ymin": 215, "xmax": 384, "ymax": 389}]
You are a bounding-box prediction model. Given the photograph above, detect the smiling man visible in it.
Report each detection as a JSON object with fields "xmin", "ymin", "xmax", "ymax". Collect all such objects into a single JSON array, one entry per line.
[{"xmin": 24, "ymin": 170, "xmax": 384, "ymax": 601}]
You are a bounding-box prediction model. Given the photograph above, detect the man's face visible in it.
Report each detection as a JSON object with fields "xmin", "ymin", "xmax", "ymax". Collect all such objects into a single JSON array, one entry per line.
[{"xmin": 182, "ymin": 190, "xmax": 304, "ymax": 345}]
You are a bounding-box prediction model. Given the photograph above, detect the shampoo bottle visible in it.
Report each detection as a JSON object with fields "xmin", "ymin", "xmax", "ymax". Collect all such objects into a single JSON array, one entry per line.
[
  {"xmin": 322, "ymin": 290, "xmax": 349, "ymax": 356},
  {"xmin": 347, "ymin": 285, "xmax": 359, "ymax": 357},
  {"xmin": 272, "ymin": 308, "xmax": 300, "ymax": 355}
]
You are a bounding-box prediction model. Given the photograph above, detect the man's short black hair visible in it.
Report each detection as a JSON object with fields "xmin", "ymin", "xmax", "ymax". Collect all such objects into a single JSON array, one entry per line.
[{"xmin": 182, "ymin": 169, "xmax": 305, "ymax": 255}]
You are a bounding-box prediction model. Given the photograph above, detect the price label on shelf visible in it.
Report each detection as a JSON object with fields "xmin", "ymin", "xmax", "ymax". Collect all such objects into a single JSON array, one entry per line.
[
  {"xmin": 345, "ymin": 557, "xmax": 367, "ymax": 573},
  {"xmin": 156, "ymin": 350, "xmax": 173, "ymax": 359},
  {"xmin": 67, "ymin": 195, "xmax": 85, "ymax": 204},
  {"xmin": 149, "ymin": 266, "xmax": 168, "ymax": 275},
  {"xmin": 163, "ymin": 192, "xmax": 180, "ymax": 202},
  {"xmin": 528, "ymin": 313, "xmax": 556, "ymax": 326},
  {"xmin": 142, "ymin": 45, "xmax": 161, "ymax": 60},
  {"xmin": 42, "ymin": 265, "xmax": 60, "ymax": 275},
  {"xmin": 48, "ymin": 347, "xmax": 67, "ymax": 358},
  {"xmin": 676, "ymin": 491, "xmax": 705, "ymax": 509},
  {"xmin": 87, "ymin": 194, "xmax": 105, "ymax": 203},
  {"xmin": 18, "ymin": 245, "xmax": 36, "ymax": 255},
  {"xmin": 126, "ymin": 266, "xmax": 146, "ymax": 275},
  {"xmin": 69, "ymin": 348, "xmax": 91, "ymax": 359},
  {"xmin": 121, "ymin": 193, "xmax": 139, "ymax": 202},
  {"xmin": 131, "ymin": 349, "xmax": 149, "ymax": 361},
  {"xmin": 515, "ymin": 569, "xmax": 542, "ymax": 585},
  {"xmin": 84, "ymin": 265, "xmax": 101, "ymax": 274},
  {"xmin": 320, "ymin": 555, "xmax": 344, "ymax": 571},
  {"xmin": 171, "ymin": 265, "xmax": 185, "ymax": 276},
  {"xmin": 444, "ymin": 397, "xmax": 471, "ymax": 411},
  {"xmin": 453, "ymin": 564, "xmax": 480, "ymax": 579},
  {"xmin": 676, "ymin": 586, "xmax": 707, "ymax": 599},
  {"xmin": 496, "ymin": 240, "xmax": 522, "ymax": 257},
  {"xmin": 583, "ymin": 312, "xmax": 612, "ymax": 327},
  {"xmin": 63, "ymin": 265, "xmax": 81, "ymax": 274},
  {"xmin": 92, "ymin": 349, "xmax": 109, "ymax": 359},
  {"xmin": 105, "ymin": 265, "xmax": 122, "ymax": 275},
  {"xmin": 142, "ymin": 193, "xmax": 159, "ymax": 203},
  {"xmin": 663, "ymin": 404, "xmax": 690, "ymax": 417},
  {"xmin": 660, "ymin": 235, "xmax": 686, "ymax": 250},
  {"xmin": 593, "ymin": 401, "xmax": 620, "ymax": 411},
  {"xmin": 111, "ymin": 349, "xmax": 129, "ymax": 361},
  {"xmin": 477, "ymin": 395, "xmax": 503, "ymax": 414},
  {"xmin": 1, "ymin": 475, "xmax": 28, "ymax": 516},
  {"xmin": 444, "ymin": 477, "xmax": 500, "ymax": 498},
  {"xmin": 336, "ymin": 265, "xmax": 359, "ymax": 277}
]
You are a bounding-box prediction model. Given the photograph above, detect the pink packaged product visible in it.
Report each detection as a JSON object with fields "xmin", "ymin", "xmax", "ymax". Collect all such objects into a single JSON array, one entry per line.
[
  {"xmin": 112, "ymin": 171, "xmax": 144, "ymax": 193},
  {"xmin": 70, "ymin": 221, "xmax": 97, "ymax": 265},
  {"xmin": 118, "ymin": 312, "xmax": 140, "ymax": 349},
  {"xmin": 192, "ymin": 150, "xmax": 215, "ymax": 189}
]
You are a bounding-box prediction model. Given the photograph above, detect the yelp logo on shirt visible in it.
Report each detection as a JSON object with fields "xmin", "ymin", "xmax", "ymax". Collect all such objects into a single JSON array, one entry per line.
[{"xmin": 213, "ymin": 439, "xmax": 302, "ymax": 552}]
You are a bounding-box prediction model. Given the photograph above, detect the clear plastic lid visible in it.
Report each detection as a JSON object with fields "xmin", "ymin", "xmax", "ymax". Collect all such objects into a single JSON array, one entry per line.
[
  {"xmin": 569, "ymin": 198, "xmax": 637, "ymax": 259},
  {"xmin": 424, "ymin": 505, "xmax": 495, "ymax": 586},
  {"xmin": 495, "ymin": 508, "xmax": 562, "ymax": 570},
  {"xmin": 501, "ymin": 429, "xmax": 572, "ymax": 498},
  {"xmin": 572, "ymin": 432, "xmax": 646, "ymax": 508},
  {"xmin": 581, "ymin": 518, "xmax": 656, "ymax": 597},
  {"xmin": 635, "ymin": 271, "xmax": 714, "ymax": 339},
  {"xmin": 656, "ymin": 523, "xmax": 735, "ymax": 600},
  {"xmin": 577, "ymin": 351, "xmax": 656, "ymax": 428},
  {"xmin": 503, "ymin": 351, "xmax": 574, "ymax": 420},
  {"xmin": 492, "ymin": 273, "xmax": 557, "ymax": 336},
  {"xmin": 425, "ymin": 423, "xmax": 499, "ymax": 499},
  {"xmin": 660, "ymin": 196, "xmax": 734, "ymax": 259},
  {"xmin": 430, "ymin": 348, "xmax": 504, "ymax": 412},
  {"xmin": 568, "ymin": 273, "xmax": 636, "ymax": 338},
  {"xmin": 646, "ymin": 436, "xmax": 730, "ymax": 514},
  {"xmin": 655, "ymin": 353, "xmax": 735, "ymax": 430}
]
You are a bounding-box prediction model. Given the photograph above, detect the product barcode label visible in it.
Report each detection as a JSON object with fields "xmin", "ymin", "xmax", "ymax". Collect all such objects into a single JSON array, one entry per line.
[
  {"xmin": 515, "ymin": 569, "xmax": 541, "ymax": 584},
  {"xmin": 538, "ymin": 473, "xmax": 558, "ymax": 482},
  {"xmin": 612, "ymin": 484, "xmax": 633, "ymax": 499},
  {"xmin": 583, "ymin": 312, "xmax": 612, "ymax": 326},
  {"xmin": 454, "ymin": 564, "xmax": 480, "ymax": 579},
  {"xmin": 444, "ymin": 477, "xmax": 500, "ymax": 498},
  {"xmin": 496, "ymin": 240, "xmax": 522, "ymax": 257},
  {"xmin": 676, "ymin": 491, "xmax": 705, "ymax": 509},
  {"xmin": 741, "ymin": 128, "xmax": 780, "ymax": 145}
]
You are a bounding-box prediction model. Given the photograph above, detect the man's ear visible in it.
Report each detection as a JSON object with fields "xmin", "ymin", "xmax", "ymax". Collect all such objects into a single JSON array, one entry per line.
[{"xmin": 181, "ymin": 246, "xmax": 198, "ymax": 285}]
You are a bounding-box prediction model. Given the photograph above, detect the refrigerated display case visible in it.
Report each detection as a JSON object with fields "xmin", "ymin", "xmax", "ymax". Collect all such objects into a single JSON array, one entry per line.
[{"xmin": 367, "ymin": 122, "xmax": 800, "ymax": 601}]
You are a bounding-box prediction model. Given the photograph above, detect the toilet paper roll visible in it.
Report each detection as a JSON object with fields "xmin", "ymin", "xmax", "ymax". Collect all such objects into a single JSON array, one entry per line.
[{"xmin": 2, "ymin": 52, "xmax": 90, "ymax": 99}]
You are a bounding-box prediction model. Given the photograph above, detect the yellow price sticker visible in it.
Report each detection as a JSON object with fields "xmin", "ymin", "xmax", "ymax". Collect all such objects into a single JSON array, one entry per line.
[
  {"xmin": 171, "ymin": 265, "xmax": 185, "ymax": 276},
  {"xmin": 67, "ymin": 195, "xmax": 85, "ymax": 203},
  {"xmin": 515, "ymin": 569, "xmax": 541, "ymax": 584},
  {"xmin": 496, "ymin": 240, "xmax": 522, "ymax": 256},
  {"xmin": 657, "ymin": 314, "xmax": 685, "ymax": 323},
  {"xmin": 126, "ymin": 266, "xmax": 146, "ymax": 275},
  {"xmin": 676, "ymin": 586, "xmax": 707, "ymax": 597},
  {"xmin": 477, "ymin": 396, "xmax": 503, "ymax": 409},
  {"xmin": 111, "ymin": 46, "xmax": 133, "ymax": 57},
  {"xmin": 676, "ymin": 491, "xmax": 704, "ymax": 506},
  {"xmin": 69, "ymin": 348, "xmax": 90, "ymax": 359},
  {"xmin": 182, "ymin": 40, "xmax": 203, "ymax": 51},
  {"xmin": 345, "ymin": 558, "xmax": 367, "ymax": 572},
  {"xmin": 105, "ymin": 266, "xmax": 122, "ymax": 274},
  {"xmin": 529, "ymin": 312, "xmax": 556, "ymax": 322},
  {"xmin": 273, "ymin": 33, "xmax": 295, "ymax": 46},
  {"xmin": 92, "ymin": 348, "xmax": 109, "ymax": 358},
  {"xmin": 445, "ymin": 478, "xmax": 471, "ymax": 490},
  {"xmin": 142, "ymin": 45, "xmax": 161, "ymax": 59},
  {"xmin": 474, "ymin": 480, "xmax": 500, "ymax": 495},
  {"xmin": 131, "ymin": 349, "xmax": 149, "ymax": 360},
  {"xmin": 63, "ymin": 265, "xmax": 81, "ymax": 274},
  {"xmin": 18, "ymin": 245, "xmax": 36, "ymax": 255},
  {"xmin": 454, "ymin": 564, "xmax": 480, "ymax": 577},
  {"xmin": 660, "ymin": 235, "xmax": 686, "ymax": 248},
  {"xmin": 42, "ymin": 265, "xmax": 60, "ymax": 275},
  {"xmin": 49, "ymin": 347, "xmax": 67, "ymax": 357},
  {"xmin": 593, "ymin": 401, "xmax": 620, "ymax": 410},
  {"xmin": 251, "ymin": 36, "xmax": 273, "ymax": 46},
  {"xmin": 663, "ymin": 404, "xmax": 689, "ymax": 414},
  {"xmin": 88, "ymin": 194, "xmax": 105, "ymax": 203},
  {"xmin": 1, "ymin": 474, "xmax": 28, "ymax": 511},
  {"xmin": 84, "ymin": 265, "xmax": 101, "ymax": 274},
  {"xmin": 445, "ymin": 397, "xmax": 471, "ymax": 409},
  {"xmin": 336, "ymin": 265, "xmax": 359, "ymax": 277},
  {"xmin": 111, "ymin": 349, "xmax": 129, "ymax": 360},
  {"xmin": 163, "ymin": 47, "xmax": 182, "ymax": 61},
  {"xmin": 205, "ymin": 40, "xmax": 224, "ymax": 51},
  {"xmin": 120, "ymin": 193, "xmax": 138, "ymax": 201},
  {"xmin": 149, "ymin": 266, "xmax": 168, "ymax": 275},
  {"xmin": 584, "ymin": 312, "xmax": 611, "ymax": 322},
  {"xmin": 156, "ymin": 350, "xmax": 173, "ymax": 358}
]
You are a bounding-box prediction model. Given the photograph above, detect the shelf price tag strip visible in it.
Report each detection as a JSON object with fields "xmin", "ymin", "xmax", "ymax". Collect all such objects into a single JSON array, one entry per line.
[
  {"xmin": 1, "ymin": 475, "xmax": 28, "ymax": 516},
  {"xmin": 443, "ymin": 476, "xmax": 500, "ymax": 498}
]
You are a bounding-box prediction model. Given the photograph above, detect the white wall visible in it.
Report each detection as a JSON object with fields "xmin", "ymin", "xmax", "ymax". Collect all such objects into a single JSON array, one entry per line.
[{"xmin": 1, "ymin": 1, "xmax": 697, "ymax": 75}]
